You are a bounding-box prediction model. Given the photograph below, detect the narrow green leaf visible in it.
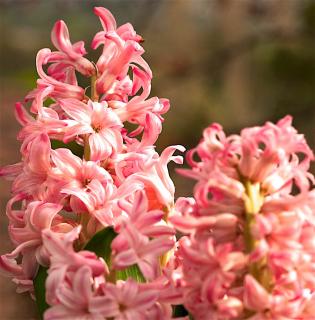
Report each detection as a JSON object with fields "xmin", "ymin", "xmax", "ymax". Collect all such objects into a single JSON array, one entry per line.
[
  {"xmin": 84, "ymin": 227, "xmax": 145, "ymax": 282},
  {"xmin": 116, "ymin": 263, "xmax": 146, "ymax": 283},
  {"xmin": 84, "ymin": 227, "xmax": 117, "ymax": 266},
  {"xmin": 51, "ymin": 140, "xmax": 84, "ymax": 158},
  {"xmin": 33, "ymin": 266, "xmax": 49, "ymax": 319}
]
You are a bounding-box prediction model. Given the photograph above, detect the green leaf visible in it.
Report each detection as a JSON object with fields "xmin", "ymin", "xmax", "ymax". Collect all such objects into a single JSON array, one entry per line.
[
  {"xmin": 51, "ymin": 140, "xmax": 84, "ymax": 158},
  {"xmin": 83, "ymin": 227, "xmax": 117, "ymax": 266},
  {"xmin": 33, "ymin": 265, "xmax": 49, "ymax": 319},
  {"xmin": 173, "ymin": 304, "xmax": 189, "ymax": 317},
  {"xmin": 116, "ymin": 263, "xmax": 146, "ymax": 283},
  {"xmin": 84, "ymin": 227, "xmax": 145, "ymax": 282}
]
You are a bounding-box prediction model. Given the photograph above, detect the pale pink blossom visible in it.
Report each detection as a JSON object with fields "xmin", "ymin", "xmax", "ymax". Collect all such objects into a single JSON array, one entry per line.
[
  {"xmin": 124, "ymin": 145, "xmax": 185, "ymax": 209},
  {"xmin": 92, "ymin": 7, "xmax": 150, "ymax": 97},
  {"xmin": 173, "ymin": 117, "xmax": 315, "ymax": 319},
  {"xmin": 42, "ymin": 227, "xmax": 107, "ymax": 306},
  {"xmin": 68, "ymin": 178, "xmax": 143, "ymax": 233},
  {"xmin": 50, "ymin": 148, "xmax": 113, "ymax": 212},
  {"xmin": 33, "ymin": 49, "xmax": 85, "ymax": 104},
  {"xmin": 59, "ymin": 98, "xmax": 123, "ymax": 160},
  {"xmin": 95, "ymin": 33, "xmax": 145, "ymax": 96},
  {"xmin": 0, "ymin": 7, "xmax": 185, "ymax": 319},
  {"xmin": 50, "ymin": 20, "xmax": 95, "ymax": 76},
  {"xmin": 0, "ymin": 200, "xmax": 72, "ymax": 293},
  {"xmin": 112, "ymin": 190, "xmax": 175, "ymax": 280},
  {"xmin": 14, "ymin": 102, "xmax": 67, "ymax": 152},
  {"xmin": 0, "ymin": 254, "xmax": 34, "ymax": 294},
  {"xmin": 238, "ymin": 116, "xmax": 314, "ymax": 193},
  {"xmin": 112, "ymin": 67, "xmax": 169, "ymax": 129},
  {"xmin": 90, "ymin": 280, "xmax": 158, "ymax": 319},
  {"xmin": 91, "ymin": 7, "xmax": 170, "ymax": 136},
  {"xmin": 1, "ymin": 133, "xmax": 53, "ymax": 200},
  {"xmin": 44, "ymin": 265, "xmax": 101, "ymax": 320}
]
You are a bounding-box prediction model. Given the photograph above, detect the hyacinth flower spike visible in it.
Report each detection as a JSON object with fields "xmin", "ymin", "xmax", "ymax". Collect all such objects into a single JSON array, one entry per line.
[
  {"xmin": 171, "ymin": 117, "xmax": 315, "ymax": 319},
  {"xmin": 0, "ymin": 6, "xmax": 186, "ymax": 320}
]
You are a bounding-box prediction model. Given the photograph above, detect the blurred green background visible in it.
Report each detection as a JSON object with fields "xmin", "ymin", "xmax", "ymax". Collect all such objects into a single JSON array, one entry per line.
[{"xmin": 1, "ymin": 0, "xmax": 315, "ymax": 318}]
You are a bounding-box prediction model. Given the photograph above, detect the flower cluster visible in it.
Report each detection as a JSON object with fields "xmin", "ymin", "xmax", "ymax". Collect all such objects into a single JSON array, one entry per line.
[
  {"xmin": 171, "ymin": 116, "xmax": 315, "ymax": 319},
  {"xmin": 0, "ymin": 8, "xmax": 185, "ymax": 319},
  {"xmin": 2, "ymin": 6, "xmax": 315, "ymax": 320}
]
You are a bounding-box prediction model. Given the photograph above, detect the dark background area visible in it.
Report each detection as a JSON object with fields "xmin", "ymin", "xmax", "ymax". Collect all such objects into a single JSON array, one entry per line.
[{"xmin": 1, "ymin": 1, "xmax": 315, "ymax": 318}]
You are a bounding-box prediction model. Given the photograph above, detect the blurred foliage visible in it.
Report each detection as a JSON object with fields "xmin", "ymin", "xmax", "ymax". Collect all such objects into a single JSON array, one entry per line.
[{"xmin": 302, "ymin": 0, "xmax": 315, "ymax": 36}]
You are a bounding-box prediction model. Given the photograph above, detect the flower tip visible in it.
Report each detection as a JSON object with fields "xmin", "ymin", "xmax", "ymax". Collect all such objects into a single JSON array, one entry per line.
[
  {"xmin": 93, "ymin": 6, "xmax": 110, "ymax": 20},
  {"xmin": 93, "ymin": 7, "xmax": 117, "ymax": 32},
  {"xmin": 54, "ymin": 19, "xmax": 65, "ymax": 28},
  {"xmin": 51, "ymin": 20, "xmax": 67, "ymax": 39},
  {"xmin": 177, "ymin": 145, "xmax": 186, "ymax": 153},
  {"xmin": 279, "ymin": 114, "xmax": 293, "ymax": 125},
  {"xmin": 93, "ymin": 6, "xmax": 112, "ymax": 16},
  {"xmin": 93, "ymin": 6, "xmax": 102, "ymax": 14}
]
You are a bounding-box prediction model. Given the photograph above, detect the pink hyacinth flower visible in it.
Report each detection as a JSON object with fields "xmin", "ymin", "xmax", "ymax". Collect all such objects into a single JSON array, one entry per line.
[
  {"xmin": 173, "ymin": 116, "xmax": 315, "ymax": 319},
  {"xmin": 42, "ymin": 227, "xmax": 107, "ymax": 306},
  {"xmin": 112, "ymin": 190, "xmax": 176, "ymax": 279},
  {"xmin": 51, "ymin": 20, "xmax": 95, "ymax": 76},
  {"xmin": 89, "ymin": 279, "xmax": 158, "ymax": 319},
  {"xmin": 50, "ymin": 148, "xmax": 113, "ymax": 212},
  {"xmin": 44, "ymin": 265, "xmax": 100, "ymax": 320},
  {"xmin": 59, "ymin": 98, "xmax": 123, "ymax": 161},
  {"xmin": 35, "ymin": 49, "xmax": 85, "ymax": 102},
  {"xmin": 0, "ymin": 201, "xmax": 72, "ymax": 293}
]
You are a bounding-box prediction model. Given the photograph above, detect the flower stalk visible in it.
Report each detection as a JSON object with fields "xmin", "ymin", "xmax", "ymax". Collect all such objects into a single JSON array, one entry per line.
[
  {"xmin": 244, "ymin": 180, "xmax": 272, "ymax": 292},
  {"xmin": 90, "ymin": 74, "xmax": 99, "ymax": 102},
  {"xmin": 244, "ymin": 180, "xmax": 262, "ymax": 253}
]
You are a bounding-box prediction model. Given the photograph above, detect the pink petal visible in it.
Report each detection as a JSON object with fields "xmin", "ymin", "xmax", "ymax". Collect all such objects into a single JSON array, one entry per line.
[
  {"xmin": 29, "ymin": 202, "xmax": 63, "ymax": 231},
  {"xmin": 89, "ymin": 133, "xmax": 111, "ymax": 161},
  {"xmin": 114, "ymin": 249, "xmax": 138, "ymax": 268},
  {"xmin": 28, "ymin": 133, "xmax": 51, "ymax": 173},
  {"xmin": 94, "ymin": 7, "xmax": 117, "ymax": 32},
  {"xmin": 244, "ymin": 275, "xmax": 271, "ymax": 312},
  {"xmin": 59, "ymin": 98, "xmax": 92, "ymax": 123},
  {"xmin": 51, "ymin": 149, "xmax": 82, "ymax": 179},
  {"xmin": 51, "ymin": 21, "xmax": 81, "ymax": 59}
]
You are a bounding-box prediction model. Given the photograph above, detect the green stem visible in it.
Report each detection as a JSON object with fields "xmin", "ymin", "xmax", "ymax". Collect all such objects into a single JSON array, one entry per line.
[
  {"xmin": 83, "ymin": 135, "xmax": 90, "ymax": 161},
  {"xmin": 244, "ymin": 181, "xmax": 262, "ymax": 253},
  {"xmin": 244, "ymin": 180, "xmax": 272, "ymax": 291},
  {"xmin": 78, "ymin": 212, "xmax": 90, "ymax": 246},
  {"xmin": 91, "ymin": 74, "xmax": 99, "ymax": 102},
  {"xmin": 160, "ymin": 204, "xmax": 173, "ymax": 268},
  {"xmin": 83, "ymin": 75, "xmax": 98, "ymax": 161},
  {"xmin": 107, "ymin": 269, "xmax": 117, "ymax": 283}
]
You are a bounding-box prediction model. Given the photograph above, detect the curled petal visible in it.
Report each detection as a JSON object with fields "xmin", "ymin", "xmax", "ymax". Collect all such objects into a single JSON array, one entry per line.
[
  {"xmin": 94, "ymin": 7, "xmax": 117, "ymax": 32},
  {"xmin": 244, "ymin": 275, "xmax": 271, "ymax": 312}
]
